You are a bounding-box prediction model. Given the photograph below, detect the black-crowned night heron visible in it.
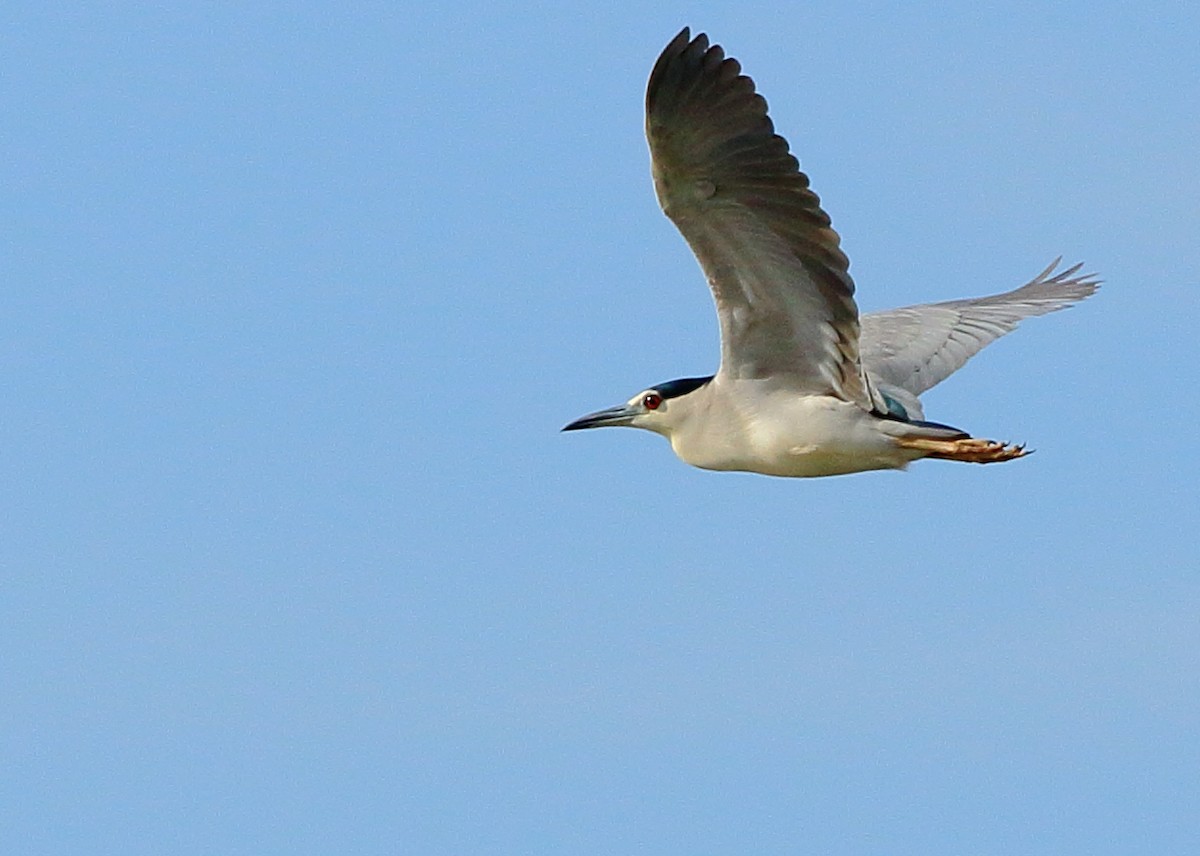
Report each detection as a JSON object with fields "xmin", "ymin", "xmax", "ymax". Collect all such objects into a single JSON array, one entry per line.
[{"xmin": 563, "ymin": 28, "xmax": 1098, "ymax": 478}]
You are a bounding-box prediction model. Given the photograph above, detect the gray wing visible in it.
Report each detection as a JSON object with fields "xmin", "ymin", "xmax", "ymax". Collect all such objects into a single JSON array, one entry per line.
[
  {"xmin": 860, "ymin": 259, "xmax": 1100, "ymax": 397},
  {"xmin": 646, "ymin": 29, "xmax": 871, "ymax": 406}
]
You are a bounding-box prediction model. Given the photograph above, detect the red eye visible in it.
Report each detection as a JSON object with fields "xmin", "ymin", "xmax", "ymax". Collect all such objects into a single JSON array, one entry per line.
[{"xmin": 642, "ymin": 393, "xmax": 663, "ymax": 410}]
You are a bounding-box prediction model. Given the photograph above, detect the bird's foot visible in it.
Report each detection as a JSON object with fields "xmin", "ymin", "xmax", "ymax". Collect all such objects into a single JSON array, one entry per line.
[{"xmin": 896, "ymin": 436, "xmax": 1031, "ymax": 464}]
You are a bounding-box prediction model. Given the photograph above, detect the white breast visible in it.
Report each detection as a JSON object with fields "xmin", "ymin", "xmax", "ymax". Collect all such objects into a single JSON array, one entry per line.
[{"xmin": 670, "ymin": 385, "xmax": 917, "ymax": 477}]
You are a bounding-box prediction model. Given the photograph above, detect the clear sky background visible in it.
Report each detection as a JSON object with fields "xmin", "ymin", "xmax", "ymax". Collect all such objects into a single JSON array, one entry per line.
[{"xmin": 3, "ymin": 2, "xmax": 1198, "ymax": 854}]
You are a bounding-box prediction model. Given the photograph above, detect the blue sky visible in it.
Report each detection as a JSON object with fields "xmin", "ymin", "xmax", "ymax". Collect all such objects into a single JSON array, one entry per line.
[{"xmin": 3, "ymin": 2, "xmax": 1198, "ymax": 854}]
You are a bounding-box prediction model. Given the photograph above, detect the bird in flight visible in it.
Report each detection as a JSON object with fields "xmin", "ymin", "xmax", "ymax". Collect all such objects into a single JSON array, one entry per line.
[{"xmin": 563, "ymin": 28, "xmax": 1098, "ymax": 478}]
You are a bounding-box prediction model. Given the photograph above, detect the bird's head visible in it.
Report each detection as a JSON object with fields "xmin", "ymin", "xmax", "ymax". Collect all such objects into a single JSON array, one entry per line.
[{"xmin": 562, "ymin": 375, "xmax": 713, "ymax": 437}]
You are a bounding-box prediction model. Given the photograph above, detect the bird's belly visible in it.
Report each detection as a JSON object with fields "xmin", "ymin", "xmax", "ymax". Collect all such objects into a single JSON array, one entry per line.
[
  {"xmin": 678, "ymin": 397, "xmax": 917, "ymax": 477},
  {"xmin": 756, "ymin": 440, "xmax": 906, "ymax": 477}
]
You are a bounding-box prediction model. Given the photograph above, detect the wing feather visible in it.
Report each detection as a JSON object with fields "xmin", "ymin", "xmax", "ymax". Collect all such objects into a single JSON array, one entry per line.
[
  {"xmin": 646, "ymin": 29, "xmax": 869, "ymax": 404},
  {"xmin": 860, "ymin": 259, "xmax": 1100, "ymax": 396}
]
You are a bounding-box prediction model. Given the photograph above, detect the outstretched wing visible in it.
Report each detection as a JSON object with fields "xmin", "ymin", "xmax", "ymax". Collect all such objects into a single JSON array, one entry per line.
[
  {"xmin": 646, "ymin": 28, "xmax": 870, "ymax": 406},
  {"xmin": 860, "ymin": 259, "xmax": 1100, "ymax": 396}
]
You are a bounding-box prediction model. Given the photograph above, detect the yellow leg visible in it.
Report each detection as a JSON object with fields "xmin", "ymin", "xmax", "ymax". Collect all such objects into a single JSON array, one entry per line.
[{"xmin": 895, "ymin": 436, "xmax": 1030, "ymax": 464}]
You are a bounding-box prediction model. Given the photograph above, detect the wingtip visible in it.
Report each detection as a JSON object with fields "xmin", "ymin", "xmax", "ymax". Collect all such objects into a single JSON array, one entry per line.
[
  {"xmin": 663, "ymin": 26, "xmax": 710, "ymax": 58},
  {"xmin": 648, "ymin": 28, "xmax": 714, "ymax": 113},
  {"xmin": 663, "ymin": 27, "xmax": 695, "ymax": 56},
  {"xmin": 1027, "ymin": 258, "xmax": 1103, "ymax": 299}
]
